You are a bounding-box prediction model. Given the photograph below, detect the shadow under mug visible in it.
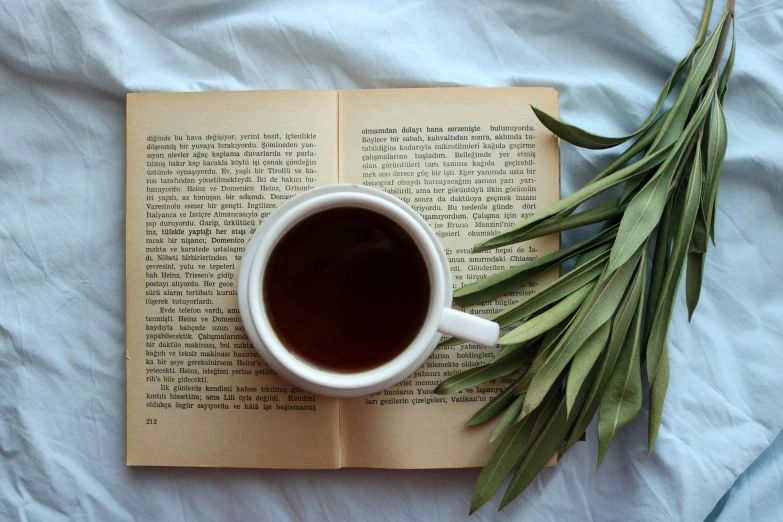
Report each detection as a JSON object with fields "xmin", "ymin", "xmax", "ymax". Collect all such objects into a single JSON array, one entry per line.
[{"xmin": 238, "ymin": 184, "xmax": 499, "ymax": 397}]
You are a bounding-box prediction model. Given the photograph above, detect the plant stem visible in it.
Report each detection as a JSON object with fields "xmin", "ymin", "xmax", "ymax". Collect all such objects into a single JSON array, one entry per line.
[
  {"xmin": 696, "ymin": 0, "xmax": 716, "ymax": 44},
  {"xmin": 710, "ymin": 1, "xmax": 736, "ymax": 79}
]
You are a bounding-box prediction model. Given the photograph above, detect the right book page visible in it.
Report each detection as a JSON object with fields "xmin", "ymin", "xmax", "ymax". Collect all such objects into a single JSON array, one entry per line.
[{"xmin": 337, "ymin": 87, "xmax": 561, "ymax": 468}]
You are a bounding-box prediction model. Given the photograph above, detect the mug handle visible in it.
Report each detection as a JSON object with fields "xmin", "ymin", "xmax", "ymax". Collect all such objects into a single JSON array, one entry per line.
[{"xmin": 438, "ymin": 308, "xmax": 500, "ymax": 347}]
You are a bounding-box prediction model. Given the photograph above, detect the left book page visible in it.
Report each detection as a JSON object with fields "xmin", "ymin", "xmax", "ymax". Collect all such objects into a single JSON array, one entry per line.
[{"xmin": 126, "ymin": 91, "xmax": 340, "ymax": 468}]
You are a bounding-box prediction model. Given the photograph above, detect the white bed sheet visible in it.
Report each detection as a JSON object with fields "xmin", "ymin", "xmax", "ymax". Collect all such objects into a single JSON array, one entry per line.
[{"xmin": 1, "ymin": 0, "xmax": 782, "ymax": 520}]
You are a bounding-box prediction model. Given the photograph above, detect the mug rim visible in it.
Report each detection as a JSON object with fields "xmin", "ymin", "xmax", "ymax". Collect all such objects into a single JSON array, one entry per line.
[{"xmin": 239, "ymin": 184, "xmax": 453, "ymax": 396}]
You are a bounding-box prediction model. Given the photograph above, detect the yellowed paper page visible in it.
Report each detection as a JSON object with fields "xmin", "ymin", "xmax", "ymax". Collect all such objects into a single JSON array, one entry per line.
[
  {"xmin": 338, "ymin": 87, "xmax": 560, "ymax": 468},
  {"xmin": 126, "ymin": 91, "xmax": 340, "ymax": 468}
]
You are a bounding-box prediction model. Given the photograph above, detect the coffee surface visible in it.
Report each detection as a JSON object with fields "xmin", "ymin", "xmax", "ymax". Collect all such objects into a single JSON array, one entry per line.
[{"xmin": 263, "ymin": 207, "xmax": 431, "ymax": 372}]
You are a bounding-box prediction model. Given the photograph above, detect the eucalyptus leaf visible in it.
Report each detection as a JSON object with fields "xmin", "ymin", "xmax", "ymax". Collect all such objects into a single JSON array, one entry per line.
[
  {"xmin": 619, "ymin": 173, "xmax": 648, "ymax": 205},
  {"xmin": 703, "ymin": 92, "xmax": 727, "ymax": 214},
  {"xmin": 515, "ymin": 314, "xmax": 576, "ymax": 396},
  {"xmin": 455, "ymin": 225, "xmax": 617, "ymax": 307},
  {"xmin": 500, "ymin": 379, "xmax": 592, "ymax": 510},
  {"xmin": 649, "ymin": 12, "xmax": 728, "ymax": 151},
  {"xmin": 498, "ymin": 283, "xmax": 595, "ymax": 345},
  {"xmin": 704, "ymin": 95, "xmax": 728, "ymax": 244},
  {"xmin": 647, "ymin": 145, "xmax": 703, "ymax": 384},
  {"xmin": 670, "ymin": 138, "xmax": 698, "ymax": 198},
  {"xmin": 692, "ymin": 208, "xmax": 709, "ymax": 253},
  {"xmin": 505, "ymin": 198, "xmax": 627, "ymax": 245},
  {"xmin": 528, "ymin": 43, "xmax": 693, "ymax": 151},
  {"xmin": 574, "ymin": 239, "xmax": 616, "ymax": 268},
  {"xmin": 521, "ymin": 246, "xmax": 643, "ymax": 418},
  {"xmin": 597, "ymin": 250, "xmax": 647, "ymax": 469},
  {"xmin": 563, "ymin": 243, "xmax": 646, "ymax": 452},
  {"xmin": 686, "ymin": 251, "xmax": 706, "ymax": 320},
  {"xmin": 494, "ymin": 338, "xmax": 539, "ymax": 361},
  {"xmin": 434, "ymin": 349, "xmax": 530, "ymax": 395},
  {"xmin": 452, "ymin": 266, "xmax": 551, "ymax": 309},
  {"xmin": 718, "ymin": 17, "xmax": 736, "ymax": 103},
  {"xmin": 607, "ymin": 84, "xmax": 715, "ymax": 275},
  {"xmin": 473, "ymin": 145, "xmax": 673, "ymax": 252},
  {"xmin": 443, "ymin": 245, "xmax": 609, "ymax": 351},
  {"xmin": 648, "ymin": 341, "xmax": 670, "ymax": 454},
  {"xmin": 591, "ymin": 110, "xmax": 672, "ymax": 183},
  {"xmin": 491, "ymin": 250, "xmax": 608, "ymax": 329},
  {"xmin": 566, "ymin": 321, "xmax": 611, "ymax": 417},
  {"xmin": 608, "ymin": 160, "xmax": 678, "ymax": 274},
  {"xmin": 670, "ymin": 185, "xmax": 687, "ymax": 245},
  {"xmin": 469, "ymin": 393, "xmax": 554, "ymax": 514},
  {"xmin": 491, "ymin": 394, "xmax": 526, "ymax": 443},
  {"xmin": 645, "ymin": 201, "xmax": 674, "ymax": 338},
  {"xmin": 465, "ymin": 375, "xmax": 524, "ymax": 427}
]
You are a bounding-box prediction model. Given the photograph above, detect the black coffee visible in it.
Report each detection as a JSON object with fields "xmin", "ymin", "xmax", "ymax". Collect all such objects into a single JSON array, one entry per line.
[{"xmin": 263, "ymin": 207, "xmax": 431, "ymax": 372}]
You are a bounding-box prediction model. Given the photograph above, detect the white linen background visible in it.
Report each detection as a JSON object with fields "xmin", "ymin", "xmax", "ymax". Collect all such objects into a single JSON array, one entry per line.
[{"xmin": 1, "ymin": 0, "xmax": 781, "ymax": 520}]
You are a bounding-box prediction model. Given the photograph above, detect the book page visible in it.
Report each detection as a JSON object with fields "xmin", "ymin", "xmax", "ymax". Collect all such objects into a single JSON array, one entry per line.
[
  {"xmin": 126, "ymin": 91, "xmax": 341, "ymax": 468},
  {"xmin": 338, "ymin": 87, "xmax": 560, "ymax": 468}
]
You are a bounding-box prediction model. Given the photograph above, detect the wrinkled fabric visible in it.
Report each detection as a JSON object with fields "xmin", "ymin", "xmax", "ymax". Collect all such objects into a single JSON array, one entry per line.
[
  {"xmin": 1, "ymin": 1, "xmax": 782, "ymax": 520},
  {"xmin": 706, "ymin": 427, "xmax": 783, "ymax": 522}
]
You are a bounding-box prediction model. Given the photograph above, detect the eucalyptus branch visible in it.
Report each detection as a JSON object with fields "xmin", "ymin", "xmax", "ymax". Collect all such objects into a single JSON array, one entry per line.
[{"xmin": 436, "ymin": 0, "xmax": 737, "ymax": 513}]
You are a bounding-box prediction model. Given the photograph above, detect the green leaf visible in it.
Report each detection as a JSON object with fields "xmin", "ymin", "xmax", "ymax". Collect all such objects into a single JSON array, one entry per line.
[
  {"xmin": 692, "ymin": 208, "xmax": 709, "ymax": 253},
  {"xmin": 605, "ymin": 244, "xmax": 646, "ymax": 363},
  {"xmin": 529, "ymin": 44, "xmax": 693, "ymax": 150},
  {"xmin": 566, "ymin": 321, "xmax": 610, "ymax": 417},
  {"xmin": 469, "ymin": 393, "xmax": 553, "ymax": 514},
  {"xmin": 465, "ymin": 375, "xmax": 524, "ymax": 426},
  {"xmin": 647, "ymin": 145, "xmax": 703, "ymax": 384},
  {"xmin": 515, "ymin": 314, "xmax": 576, "ymax": 396},
  {"xmin": 597, "ymin": 253, "xmax": 646, "ymax": 469},
  {"xmin": 454, "ymin": 244, "xmax": 612, "ymax": 351},
  {"xmin": 472, "ymin": 146, "xmax": 673, "ymax": 252},
  {"xmin": 704, "ymin": 95, "xmax": 728, "ymax": 244},
  {"xmin": 491, "ymin": 250, "xmax": 608, "ymax": 330},
  {"xmin": 718, "ymin": 17, "xmax": 736, "ymax": 103},
  {"xmin": 498, "ymin": 283, "xmax": 595, "ymax": 345},
  {"xmin": 645, "ymin": 201, "xmax": 674, "ymax": 338},
  {"xmin": 591, "ymin": 109, "xmax": 672, "ymax": 183},
  {"xmin": 648, "ymin": 341, "xmax": 670, "ymax": 454},
  {"xmin": 670, "ymin": 139, "xmax": 697, "ymax": 198},
  {"xmin": 491, "ymin": 394, "xmax": 526, "ymax": 442},
  {"xmin": 500, "ymin": 381, "xmax": 592, "ymax": 510},
  {"xmin": 619, "ymin": 172, "xmax": 649, "ymax": 205},
  {"xmin": 503, "ymin": 198, "xmax": 627, "ymax": 245},
  {"xmin": 454, "ymin": 226, "xmax": 616, "ymax": 307},
  {"xmin": 703, "ymin": 92, "xmax": 727, "ymax": 220},
  {"xmin": 434, "ymin": 349, "xmax": 530, "ymax": 395},
  {"xmin": 608, "ymin": 84, "xmax": 715, "ymax": 275},
  {"xmin": 521, "ymin": 246, "xmax": 643, "ymax": 418},
  {"xmin": 686, "ymin": 251, "xmax": 705, "ymax": 320},
  {"xmin": 649, "ymin": 12, "xmax": 728, "ymax": 152},
  {"xmin": 494, "ymin": 338, "xmax": 539, "ymax": 361},
  {"xmin": 608, "ymin": 163, "xmax": 677, "ymax": 274},
  {"xmin": 573, "ymin": 239, "xmax": 615, "ymax": 268},
  {"xmin": 563, "ymin": 243, "xmax": 646, "ymax": 453},
  {"xmin": 604, "ymin": 111, "xmax": 672, "ymax": 205},
  {"xmin": 670, "ymin": 169, "xmax": 688, "ymax": 227},
  {"xmin": 453, "ymin": 267, "xmax": 552, "ymax": 310}
]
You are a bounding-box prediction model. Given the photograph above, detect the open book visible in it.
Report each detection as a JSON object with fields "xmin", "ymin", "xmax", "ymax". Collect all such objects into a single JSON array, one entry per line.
[{"xmin": 126, "ymin": 87, "xmax": 560, "ymax": 468}]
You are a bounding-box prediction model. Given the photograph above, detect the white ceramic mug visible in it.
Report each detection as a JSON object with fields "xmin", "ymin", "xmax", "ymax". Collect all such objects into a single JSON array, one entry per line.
[{"xmin": 237, "ymin": 184, "xmax": 499, "ymax": 397}]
